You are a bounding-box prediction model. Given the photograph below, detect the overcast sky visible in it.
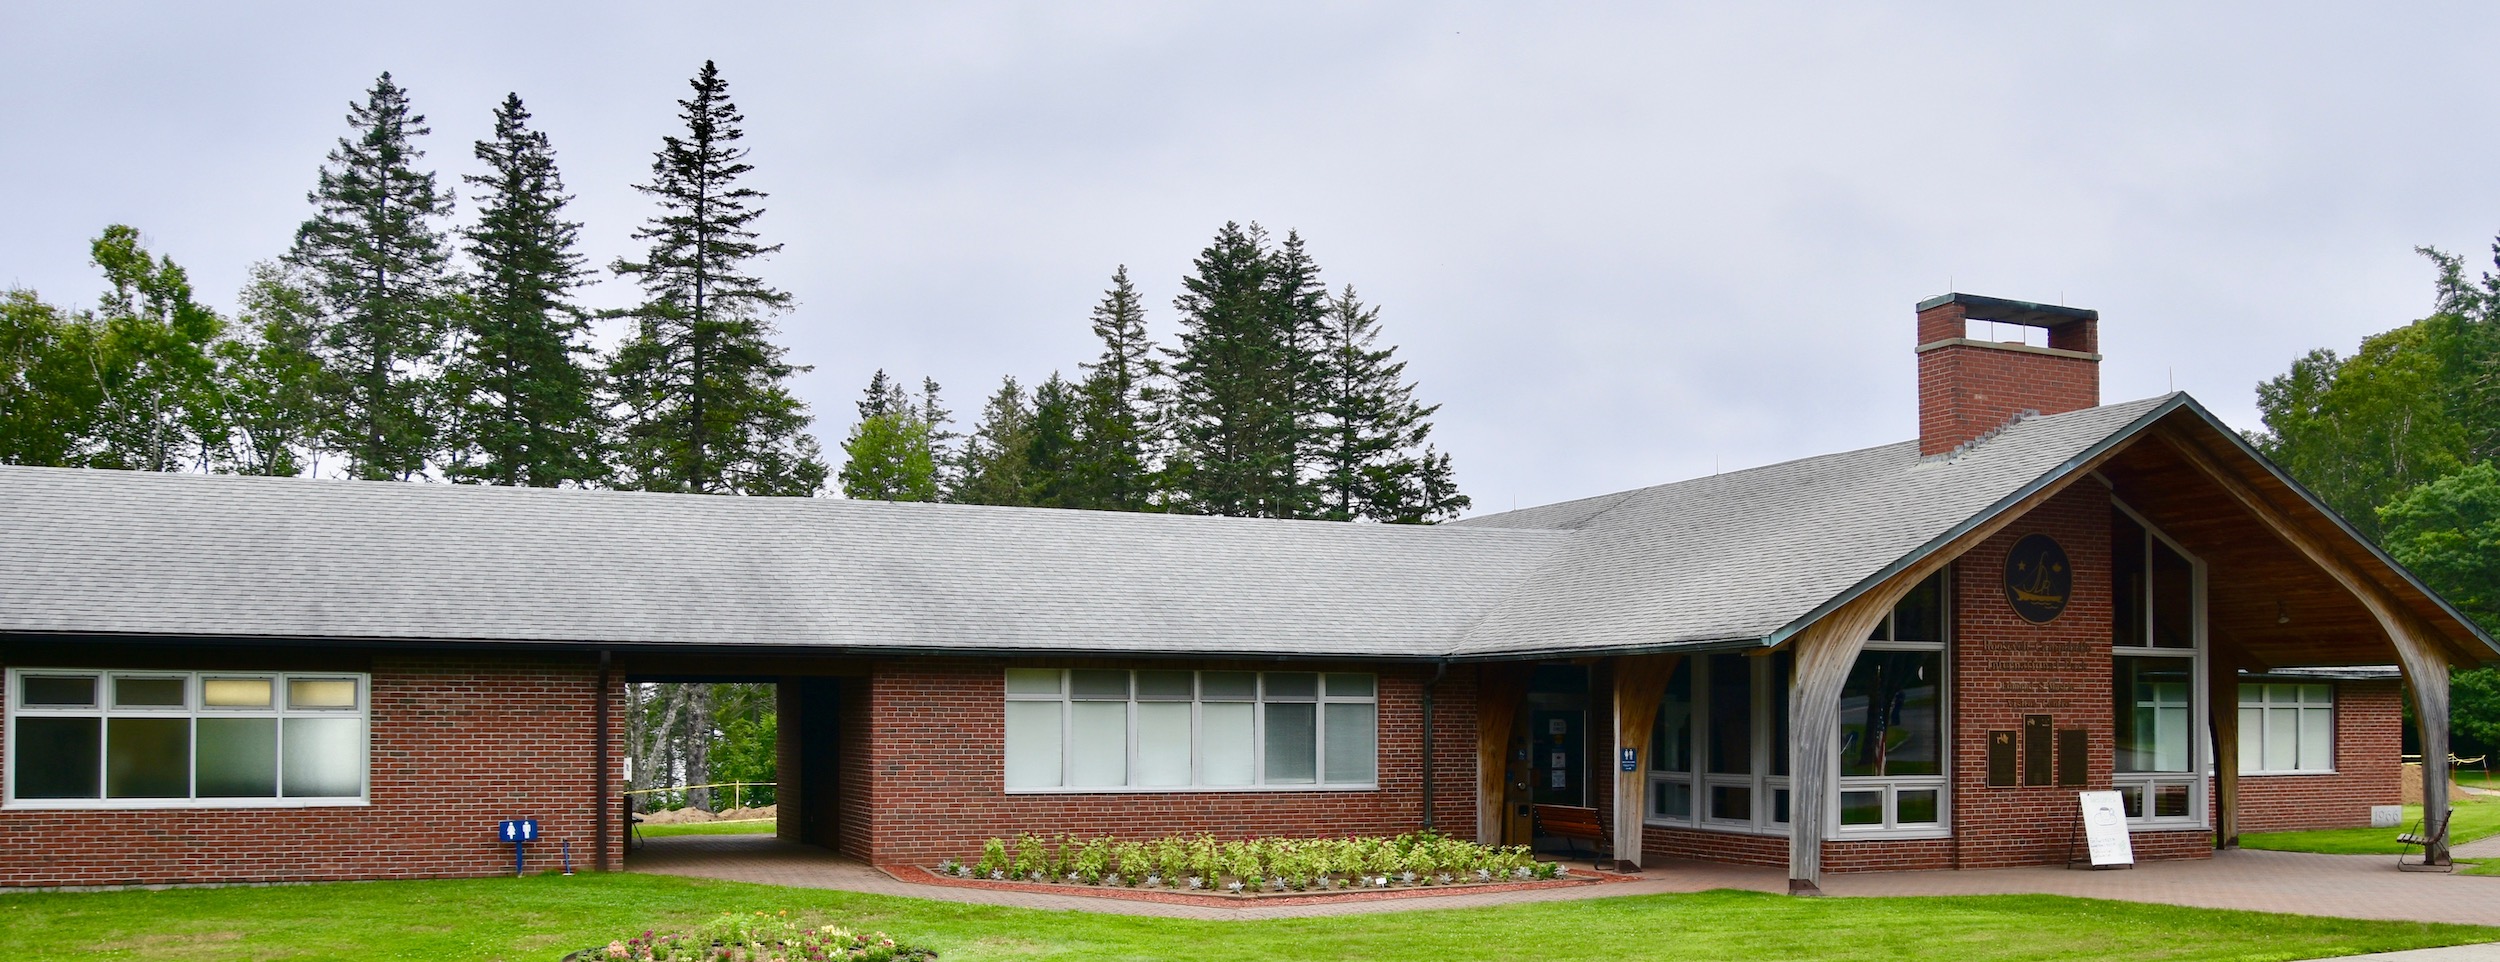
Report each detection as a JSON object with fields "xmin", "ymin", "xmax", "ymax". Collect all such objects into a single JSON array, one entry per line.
[{"xmin": 7, "ymin": 3, "xmax": 2499, "ymax": 513}]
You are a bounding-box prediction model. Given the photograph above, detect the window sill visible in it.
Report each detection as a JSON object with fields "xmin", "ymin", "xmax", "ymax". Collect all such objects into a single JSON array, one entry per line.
[
  {"xmin": 1835, "ymin": 828, "xmax": 1950, "ymax": 841},
  {"xmin": 1643, "ymin": 819, "xmax": 1786, "ymax": 837},
  {"xmin": 4, "ymin": 798, "xmax": 370, "ymax": 811},
  {"xmin": 1004, "ymin": 784, "xmax": 1377, "ymax": 795},
  {"xmin": 2238, "ymin": 769, "xmax": 2339, "ymax": 777},
  {"xmin": 2126, "ymin": 820, "xmax": 2208, "ymax": 833}
]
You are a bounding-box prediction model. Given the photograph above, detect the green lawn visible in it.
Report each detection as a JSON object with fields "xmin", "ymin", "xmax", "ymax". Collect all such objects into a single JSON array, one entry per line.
[
  {"xmin": 0, "ymin": 872, "xmax": 2491, "ymax": 962},
  {"xmin": 2241, "ymin": 796, "xmax": 2500, "ymax": 855},
  {"xmin": 639, "ymin": 818, "xmax": 776, "ymax": 838}
]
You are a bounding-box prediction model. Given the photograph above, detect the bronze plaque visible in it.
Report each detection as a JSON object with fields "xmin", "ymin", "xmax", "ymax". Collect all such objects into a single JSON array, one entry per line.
[
  {"xmin": 2023, "ymin": 714, "xmax": 2053, "ymax": 786},
  {"xmin": 2056, "ymin": 728, "xmax": 2087, "ymax": 787},
  {"xmin": 1987, "ymin": 730, "xmax": 2017, "ymax": 787},
  {"xmin": 2003, "ymin": 534, "xmax": 2072, "ymax": 624}
]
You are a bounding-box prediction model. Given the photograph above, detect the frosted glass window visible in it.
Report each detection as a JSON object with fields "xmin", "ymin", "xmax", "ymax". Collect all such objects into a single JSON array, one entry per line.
[
  {"xmin": 196, "ymin": 717, "xmax": 278, "ymax": 798},
  {"xmin": 1324, "ymin": 702, "xmax": 1376, "ymax": 784},
  {"xmin": 1200, "ymin": 702, "xmax": 1255, "ymax": 786},
  {"xmin": 1068, "ymin": 701, "xmax": 1129, "ymax": 787},
  {"xmin": 114, "ymin": 677, "xmax": 185, "ymax": 708},
  {"xmin": 2236, "ymin": 683, "xmax": 2334, "ymax": 774},
  {"xmin": 1135, "ymin": 703, "xmax": 1193, "ymax": 786},
  {"xmin": 1265, "ymin": 703, "xmax": 1317, "ymax": 783},
  {"xmin": 999, "ymin": 669, "xmax": 1373, "ymax": 791},
  {"xmin": 288, "ymin": 679, "xmax": 356, "ymax": 709},
  {"xmin": 282, "ymin": 718, "xmax": 363, "ymax": 798},
  {"xmin": 2299, "ymin": 708, "xmax": 2333, "ymax": 771},
  {"xmin": 14, "ymin": 718, "xmax": 100, "ymax": 798},
  {"xmin": 203, "ymin": 678, "xmax": 273, "ymax": 708},
  {"xmin": 106, "ymin": 718, "xmax": 190, "ymax": 798},
  {"xmin": 2265, "ymin": 712, "xmax": 2299, "ymax": 772},
  {"xmin": 2115, "ymin": 658, "xmax": 2192, "ymax": 773},
  {"xmin": 1004, "ymin": 701, "xmax": 1064, "ymax": 788},
  {"xmin": 6, "ymin": 670, "xmax": 368, "ymax": 807}
]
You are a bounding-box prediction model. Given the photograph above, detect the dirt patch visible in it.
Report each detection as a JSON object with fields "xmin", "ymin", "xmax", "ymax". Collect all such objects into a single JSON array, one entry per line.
[{"xmin": 2404, "ymin": 764, "xmax": 2474, "ymax": 804}]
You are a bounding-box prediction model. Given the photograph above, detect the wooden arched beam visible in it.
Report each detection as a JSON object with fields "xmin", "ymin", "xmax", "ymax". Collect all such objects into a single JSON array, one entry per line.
[
  {"xmin": 2156, "ymin": 426, "xmax": 2462, "ymax": 863},
  {"xmin": 1610, "ymin": 653, "xmax": 1684, "ymax": 869}
]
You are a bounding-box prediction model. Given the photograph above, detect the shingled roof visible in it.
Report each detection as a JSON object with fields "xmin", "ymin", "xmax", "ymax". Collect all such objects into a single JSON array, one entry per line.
[{"xmin": 0, "ymin": 392, "xmax": 2355, "ymax": 661}]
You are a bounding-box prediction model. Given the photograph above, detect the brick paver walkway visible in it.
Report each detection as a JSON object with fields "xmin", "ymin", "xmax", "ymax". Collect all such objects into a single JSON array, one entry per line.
[{"xmin": 628, "ymin": 835, "xmax": 2500, "ymax": 926}]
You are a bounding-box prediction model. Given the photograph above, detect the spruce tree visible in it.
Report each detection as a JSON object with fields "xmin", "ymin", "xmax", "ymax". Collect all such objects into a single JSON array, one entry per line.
[
  {"xmin": 609, "ymin": 60, "xmax": 826, "ymax": 496},
  {"xmin": 1023, "ymin": 373, "xmax": 1085, "ymax": 508},
  {"xmin": 447, "ymin": 94, "xmax": 604, "ymax": 487},
  {"xmin": 1311, "ymin": 285, "xmax": 1470, "ymax": 523},
  {"xmin": 1164, "ymin": 222, "xmax": 1301, "ymax": 517},
  {"xmin": 1070, "ymin": 266, "xmax": 1159, "ymax": 510},
  {"xmin": 952, "ymin": 376, "xmax": 1037, "ymax": 506},
  {"xmin": 287, "ymin": 72, "xmax": 457, "ymax": 480}
]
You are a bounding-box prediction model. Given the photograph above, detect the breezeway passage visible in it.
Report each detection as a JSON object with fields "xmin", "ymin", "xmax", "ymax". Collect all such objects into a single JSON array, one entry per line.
[{"xmin": 627, "ymin": 833, "xmax": 2500, "ymax": 928}]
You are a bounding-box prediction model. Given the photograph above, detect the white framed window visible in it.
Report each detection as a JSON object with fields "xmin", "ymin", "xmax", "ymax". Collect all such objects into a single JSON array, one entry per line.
[
  {"xmin": 2239, "ymin": 683, "xmax": 2334, "ymax": 775},
  {"xmin": 5, "ymin": 669, "xmax": 370, "ymax": 809},
  {"xmin": 1003, "ymin": 669, "xmax": 1377, "ymax": 792},
  {"xmin": 2111, "ymin": 501, "xmax": 2208, "ymax": 828},
  {"xmin": 1838, "ymin": 571, "xmax": 1950, "ymax": 838},
  {"xmin": 1646, "ymin": 649, "xmax": 1795, "ymax": 836}
]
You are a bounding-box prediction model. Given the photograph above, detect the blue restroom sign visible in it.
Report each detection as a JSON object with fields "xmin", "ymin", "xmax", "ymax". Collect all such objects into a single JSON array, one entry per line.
[
  {"xmin": 1620, "ymin": 748, "xmax": 1638, "ymax": 772},
  {"xmin": 498, "ymin": 819, "xmax": 539, "ymax": 843}
]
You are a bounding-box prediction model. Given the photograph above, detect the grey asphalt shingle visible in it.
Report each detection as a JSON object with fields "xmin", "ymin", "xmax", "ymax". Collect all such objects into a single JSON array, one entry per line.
[{"xmin": 0, "ymin": 396, "xmax": 2180, "ymax": 660}]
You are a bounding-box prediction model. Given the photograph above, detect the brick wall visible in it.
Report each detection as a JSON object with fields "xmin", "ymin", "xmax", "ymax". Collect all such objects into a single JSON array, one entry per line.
[
  {"xmin": 1917, "ymin": 345, "xmax": 2102, "ymax": 457},
  {"xmin": 0, "ymin": 647, "xmax": 621, "ymax": 889},
  {"xmin": 852, "ymin": 658, "xmax": 1476, "ymax": 869},
  {"xmin": 2233, "ymin": 680, "xmax": 2404, "ymax": 833}
]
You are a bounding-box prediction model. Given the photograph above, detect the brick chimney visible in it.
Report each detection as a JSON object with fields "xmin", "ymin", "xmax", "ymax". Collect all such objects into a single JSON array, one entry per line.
[{"xmin": 1915, "ymin": 293, "xmax": 2101, "ymax": 457}]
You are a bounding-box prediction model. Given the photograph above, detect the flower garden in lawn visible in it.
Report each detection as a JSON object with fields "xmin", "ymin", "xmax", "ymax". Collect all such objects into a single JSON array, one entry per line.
[
  {"xmin": 565, "ymin": 911, "xmax": 934, "ymax": 961},
  {"xmin": 932, "ymin": 831, "xmax": 1566, "ymax": 896}
]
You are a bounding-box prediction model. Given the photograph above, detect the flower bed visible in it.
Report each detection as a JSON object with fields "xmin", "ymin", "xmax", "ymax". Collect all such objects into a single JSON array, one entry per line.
[
  {"xmin": 564, "ymin": 912, "xmax": 933, "ymax": 961},
  {"xmin": 932, "ymin": 831, "xmax": 1564, "ymax": 895}
]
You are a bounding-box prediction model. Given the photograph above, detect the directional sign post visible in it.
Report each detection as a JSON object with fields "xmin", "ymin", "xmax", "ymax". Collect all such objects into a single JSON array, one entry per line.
[{"xmin": 497, "ymin": 819, "xmax": 540, "ymax": 876}]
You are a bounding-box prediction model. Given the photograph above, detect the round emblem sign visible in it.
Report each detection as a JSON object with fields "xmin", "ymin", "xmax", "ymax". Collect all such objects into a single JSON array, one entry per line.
[{"xmin": 2003, "ymin": 533, "xmax": 2071, "ymax": 624}]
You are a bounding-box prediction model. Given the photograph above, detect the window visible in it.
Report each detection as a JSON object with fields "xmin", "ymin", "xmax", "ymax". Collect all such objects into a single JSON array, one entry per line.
[
  {"xmin": 1838, "ymin": 571, "xmax": 1949, "ymax": 835},
  {"xmin": 6, "ymin": 670, "xmax": 368, "ymax": 808},
  {"xmin": 1643, "ymin": 647, "xmax": 1800, "ymax": 835},
  {"xmin": 2111, "ymin": 504, "xmax": 2206, "ymax": 825},
  {"xmin": 1002, "ymin": 669, "xmax": 1376, "ymax": 791},
  {"xmin": 2239, "ymin": 683, "xmax": 2333, "ymax": 775}
]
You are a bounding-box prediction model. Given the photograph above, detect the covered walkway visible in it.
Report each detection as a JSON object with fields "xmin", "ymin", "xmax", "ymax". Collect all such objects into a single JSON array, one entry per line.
[{"xmin": 626, "ymin": 834, "xmax": 2500, "ymax": 927}]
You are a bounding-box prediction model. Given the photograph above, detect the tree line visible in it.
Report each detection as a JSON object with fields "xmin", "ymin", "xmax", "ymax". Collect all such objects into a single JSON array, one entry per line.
[
  {"xmin": 1, "ymin": 64, "xmax": 1470, "ymax": 809},
  {"xmin": 2254, "ymin": 242, "xmax": 2500, "ymax": 753}
]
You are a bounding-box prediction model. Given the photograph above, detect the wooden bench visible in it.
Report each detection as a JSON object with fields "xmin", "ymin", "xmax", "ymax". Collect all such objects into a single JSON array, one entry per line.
[
  {"xmin": 2399, "ymin": 809, "xmax": 2453, "ymax": 873},
  {"xmin": 1533, "ymin": 803, "xmax": 1610, "ymax": 862}
]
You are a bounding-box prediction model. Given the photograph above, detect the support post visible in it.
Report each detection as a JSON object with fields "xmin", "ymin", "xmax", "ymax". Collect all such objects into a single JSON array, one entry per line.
[
  {"xmin": 2207, "ymin": 647, "xmax": 2241, "ymax": 849},
  {"xmin": 1787, "ymin": 592, "xmax": 1897, "ymax": 894},
  {"xmin": 594, "ymin": 649, "xmax": 612, "ymax": 872},
  {"xmin": 1477, "ymin": 664, "xmax": 1530, "ymax": 845},
  {"xmin": 2392, "ymin": 621, "xmax": 2454, "ymax": 865},
  {"xmin": 1610, "ymin": 654, "xmax": 1683, "ymax": 870}
]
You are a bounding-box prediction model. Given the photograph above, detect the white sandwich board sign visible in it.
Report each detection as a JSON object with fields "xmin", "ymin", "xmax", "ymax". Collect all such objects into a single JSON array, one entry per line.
[{"xmin": 2077, "ymin": 791, "xmax": 2134, "ymax": 867}]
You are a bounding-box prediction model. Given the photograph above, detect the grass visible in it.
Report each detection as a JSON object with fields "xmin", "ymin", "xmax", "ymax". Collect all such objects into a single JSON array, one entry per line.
[
  {"xmin": 2241, "ymin": 795, "xmax": 2500, "ymax": 855},
  {"xmin": 638, "ymin": 818, "xmax": 776, "ymax": 838},
  {"xmin": 0, "ymin": 872, "xmax": 2492, "ymax": 962}
]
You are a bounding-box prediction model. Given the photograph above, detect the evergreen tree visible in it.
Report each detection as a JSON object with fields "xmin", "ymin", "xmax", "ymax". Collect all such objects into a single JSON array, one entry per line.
[
  {"xmin": 609, "ymin": 60, "xmax": 826, "ymax": 496},
  {"xmin": 1023, "ymin": 373, "xmax": 1085, "ymax": 508},
  {"xmin": 287, "ymin": 72, "xmax": 457, "ymax": 480},
  {"xmin": 1310, "ymin": 285, "xmax": 1470, "ymax": 523},
  {"xmin": 1070, "ymin": 266, "xmax": 1159, "ymax": 510},
  {"xmin": 447, "ymin": 93, "xmax": 604, "ymax": 487},
  {"xmin": 1164, "ymin": 222, "xmax": 1301, "ymax": 517},
  {"xmin": 953, "ymin": 376, "xmax": 1036, "ymax": 506},
  {"xmin": 214, "ymin": 264, "xmax": 328, "ymax": 476},
  {"xmin": 82, "ymin": 226, "xmax": 229, "ymax": 472},
  {"xmin": 1266, "ymin": 229, "xmax": 1330, "ymax": 512},
  {"xmin": 837, "ymin": 369, "xmax": 944, "ymax": 502}
]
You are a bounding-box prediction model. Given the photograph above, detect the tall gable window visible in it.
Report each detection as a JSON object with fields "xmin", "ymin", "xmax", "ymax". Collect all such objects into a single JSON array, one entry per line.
[
  {"xmin": 1003, "ymin": 669, "xmax": 1377, "ymax": 792},
  {"xmin": 2112, "ymin": 503, "xmax": 2208, "ymax": 825},
  {"xmin": 6, "ymin": 670, "xmax": 369, "ymax": 808}
]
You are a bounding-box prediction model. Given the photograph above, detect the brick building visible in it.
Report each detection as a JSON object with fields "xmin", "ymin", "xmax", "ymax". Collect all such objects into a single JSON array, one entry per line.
[{"xmin": 0, "ymin": 293, "xmax": 2489, "ymax": 892}]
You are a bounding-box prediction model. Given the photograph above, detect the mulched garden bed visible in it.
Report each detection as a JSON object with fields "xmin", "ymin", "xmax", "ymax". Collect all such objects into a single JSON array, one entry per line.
[{"xmin": 883, "ymin": 863, "xmax": 1629, "ymax": 907}]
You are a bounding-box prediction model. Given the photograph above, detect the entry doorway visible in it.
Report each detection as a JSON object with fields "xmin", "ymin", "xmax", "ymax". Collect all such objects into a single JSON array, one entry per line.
[{"xmin": 1531, "ymin": 709, "xmax": 1589, "ymax": 807}]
